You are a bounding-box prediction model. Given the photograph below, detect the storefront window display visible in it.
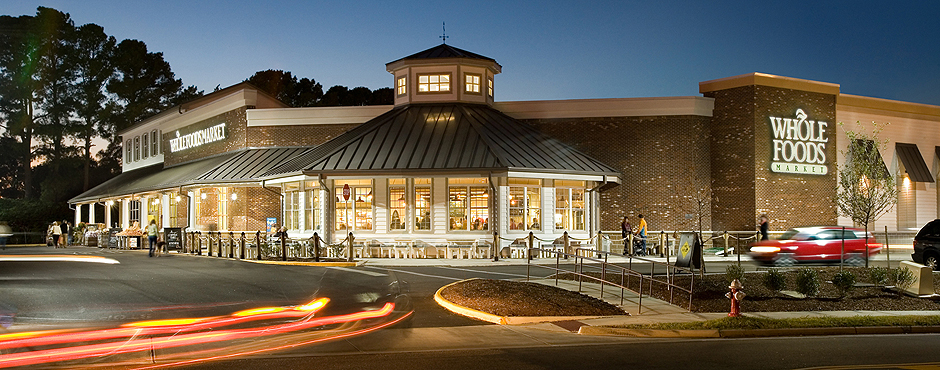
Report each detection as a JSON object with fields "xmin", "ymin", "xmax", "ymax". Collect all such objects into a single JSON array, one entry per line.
[
  {"xmin": 218, "ymin": 187, "xmax": 229, "ymax": 231},
  {"xmin": 509, "ymin": 179, "xmax": 541, "ymax": 231},
  {"xmin": 448, "ymin": 178, "xmax": 488, "ymax": 231},
  {"xmin": 304, "ymin": 181, "xmax": 320, "ymax": 232},
  {"xmin": 555, "ymin": 181, "xmax": 585, "ymax": 230},
  {"xmin": 335, "ymin": 180, "xmax": 372, "ymax": 232},
  {"xmin": 284, "ymin": 182, "xmax": 300, "ymax": 231},
  {"xmin": 389, "ymin": 179, "xmax": 406, "ymax": 231},
  {"xmin": 414, "ymin": 179, "xmax": 431, "ymax": 231}
]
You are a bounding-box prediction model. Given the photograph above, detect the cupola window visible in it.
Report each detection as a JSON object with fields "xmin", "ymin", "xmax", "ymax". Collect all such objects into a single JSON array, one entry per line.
[
  {"xmin": 417, "ymin": 73, "xmax": 450, "ymax": 93},
  {"xmin": 487, "ymin": 78, "xmax": 494, "ymax": 98},
  {"xmin": 396, "ymin": 76, "xmax": 407, "ymax": 96},
  {"xmin": 465, "ymin": 73, "xmax": 481, "ymax": 94}
]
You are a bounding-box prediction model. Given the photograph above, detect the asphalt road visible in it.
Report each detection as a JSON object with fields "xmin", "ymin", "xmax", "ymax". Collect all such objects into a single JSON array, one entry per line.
[{"xmin": 0, "ymin": 246, "xmax": 934, "ymax": 370}]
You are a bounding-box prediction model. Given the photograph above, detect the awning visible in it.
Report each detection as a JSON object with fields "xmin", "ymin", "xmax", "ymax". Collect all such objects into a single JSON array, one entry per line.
[{"xmin": 896, "ymin": 143, "xmax": 934, "ymax": 182}]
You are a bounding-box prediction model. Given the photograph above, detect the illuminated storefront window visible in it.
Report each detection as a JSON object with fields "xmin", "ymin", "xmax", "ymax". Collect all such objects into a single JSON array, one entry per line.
[
  {"xmin": 417, "ymin": 73, "xmax": 450, "ymax": 93},
  {"xmin": 509, "ymin": 178, "xmax": 541, "ymax": 231},
  {"xmin": 304, "ymin": 181, "xmax": 320, "ymax": 232},
  {"xmin": 414, "ymin": 179, "xmax": 431, "ymax": 230},
  {"xmin": 129, "ymin": 199, "xmax": 141, "ymax": 224},
  {"xmin": 389, "ymin": 179, "xmax": 406, "ymax": 231},
  {"xmin": 555, "ymin": 181, "xmax": 585, "ymax": 230},
  {"xmin": 284, "ymin": 182, "xmax": 300, "ymax": 231},
  {"xmin": 169, "ymin": 193, "xmax": 179, "ymax": 227},
  {"xmin": 448, "ymin": 178, "xmax": 488, "ymax": 231},
  {"xmin": 218, "ymin": 187, "xmax": 229, "ymax": 230},
  {"xmin": 335, "ymin": 180, "xmax": 372, "ymax": 232},
  {"xmin": 148, "ymin": 197, "xmax": 160, "ymax": 225}
]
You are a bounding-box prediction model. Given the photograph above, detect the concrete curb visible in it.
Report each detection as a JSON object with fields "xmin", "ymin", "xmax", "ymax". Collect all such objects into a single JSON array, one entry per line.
[
  {"xmin": 434, "ymin": 278, "xmax": 618, "ymax": 325},
  {"xmin": 579, "ymin": 325, "xmax": 940, "ymax": 338},
  {"xmin": 242, "ymin": 259, "xmax": 363, "ymax": 267}
]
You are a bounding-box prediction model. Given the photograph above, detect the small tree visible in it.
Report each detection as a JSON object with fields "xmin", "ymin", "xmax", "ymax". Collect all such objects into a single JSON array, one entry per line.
[{"xmin": 836, "ymin": 121, "xmax": 897, "ymax": 268}]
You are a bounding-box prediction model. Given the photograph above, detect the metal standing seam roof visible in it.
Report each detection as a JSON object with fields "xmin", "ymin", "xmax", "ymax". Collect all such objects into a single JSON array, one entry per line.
[
  {"xmin": 69, "ymin": 147, "xmax": 312, "ymax": 204},
  {"xmin": 387, "ymin": 44, "xmax": 497, "ymax": 64},
  {"xmin": 261, "ymin": 103, "xmax": 620, "ymax": 178},
  {"xmin": 895, "ymin": 143, "xmax": 934, "ymax": 182}
]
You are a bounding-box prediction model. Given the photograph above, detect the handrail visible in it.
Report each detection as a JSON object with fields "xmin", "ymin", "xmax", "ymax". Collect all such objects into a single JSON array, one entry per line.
[{"xmin": 526, "ymin": 246, "xmax": 694, "ymax": 313}]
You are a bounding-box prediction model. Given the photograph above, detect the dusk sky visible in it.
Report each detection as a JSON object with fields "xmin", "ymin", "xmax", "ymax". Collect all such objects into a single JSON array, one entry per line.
[{"xmin": 7, "ymin": 1, "xmax": 940, "ymax": 106}]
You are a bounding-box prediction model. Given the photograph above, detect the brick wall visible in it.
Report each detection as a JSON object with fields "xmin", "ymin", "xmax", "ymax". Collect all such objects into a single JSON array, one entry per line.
[
  {"xmin": 164, "ymin": 108, "xmax": 248, "ymax": 167},
  {"xmin": 247, "ymin": 124, "xmax": 360, "ymax": 147},
  {"xmin": 525, "ymin": 115, "xmax": 712, "ymax": 231},
  {"xmin": 704, "ymin": 85, "xmax": 838, "ymax": 232}
]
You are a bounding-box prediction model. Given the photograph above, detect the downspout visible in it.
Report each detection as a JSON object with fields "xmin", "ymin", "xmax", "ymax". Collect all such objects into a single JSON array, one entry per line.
[{"xmin": 488, "ymin": 172, "xmax": 499, "ymax": 256}]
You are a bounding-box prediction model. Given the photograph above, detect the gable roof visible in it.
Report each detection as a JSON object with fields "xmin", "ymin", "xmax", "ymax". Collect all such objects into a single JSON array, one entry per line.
[{"xmin": 262, "ymin": 103, "xmax": 620, "ymax": 179}]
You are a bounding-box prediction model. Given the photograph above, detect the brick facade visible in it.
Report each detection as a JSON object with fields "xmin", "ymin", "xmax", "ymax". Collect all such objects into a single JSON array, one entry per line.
[
  {"xmin": 525, "ymin": 115, "xmax": 712, "ymax": 231},
  {"xmin": 704, "ymin": 85, "xmax": 838, "ymax": 232},
  {"xmin": 163, "ymin": 108, "xmax": 248, "ymax": 167},
  {"xmin": 247, "ymin": 124, "xmax": 360, "ymax": 147}
]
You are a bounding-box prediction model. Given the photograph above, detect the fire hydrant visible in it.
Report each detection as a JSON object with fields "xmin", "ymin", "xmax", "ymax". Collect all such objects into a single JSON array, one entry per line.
[{"xmin": 726, "ymin": 279, "xmax": 746, "ymax": 317}]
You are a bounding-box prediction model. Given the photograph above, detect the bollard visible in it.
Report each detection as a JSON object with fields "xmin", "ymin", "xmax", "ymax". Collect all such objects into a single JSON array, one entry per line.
[
  {"xmin": 229, "ymin": 232, "xmax": 234, "ymax": 258},
  {"xmin": 313, "ymin": 232, "xmax": 320, "ymax": 262},
  {"xmin": 347, "ymin": 232, "xmax": 355, "ymax": 262},
  {"xmin": 196, "ymin": 232, "xmax": 202, "ymax": 256},
  {"xmin": 239, "ymin": 232, "xmax": 246, "ymax": 259},
  {"xmin": 527, "ymin": 232, "xmax": 534, "ymax": 260},
  {"xmin": 723, "ymin": 231, "xmax": 730, "ymax": 257},
  {"xmin": 255, "ymin": 231, "xmax": 261, "ymax": 260},
  {"xmin": 492, "ymin": 231, "xmax": 499, "ymax": 262},
  {"xmin": 726, "ymin": 279, "xmax": 745, "ymax": 317},
  {"xmin": 281, "ymin": 233, "xmax": 287, "ymax": 261}
]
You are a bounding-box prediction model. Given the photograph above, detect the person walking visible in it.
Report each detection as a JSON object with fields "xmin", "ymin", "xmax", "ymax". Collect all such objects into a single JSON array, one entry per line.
[
  {"xmin": 759, "ymin": 214, "xmax": 770, "ymax": 240},
  {"xmin": 51, "ymin": 222, "xmax": 62, "ymax": 249},
  {"xmin": 636, "ymin": 214, "xmax": 648, "ymax": 256},
  {"xmin": 147, "ymin": 219, "xmax": 159, "ymax": 257},
  {"xmin": 620, "ymin": 216, "xmax": 633, "ymax": 255},
  {"xmin": 0, "ymin": 221, "xmax": 11, "ymax": 250},
  {"xmin": 61, "ymin": 220, "xmax": 70, "ymax": 247}
]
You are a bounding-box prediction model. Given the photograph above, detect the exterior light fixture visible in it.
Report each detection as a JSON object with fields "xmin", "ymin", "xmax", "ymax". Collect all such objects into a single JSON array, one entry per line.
[
  {"xmin": 201, "ymin": 193, "xmax": 207, "ymax": 200},
  {"xmin": 175, "ymin": 195, "xmax": 181, "ymax": 202},
  {"xmin": 231, "ymin": 192, "xmax": 237, "ymax": 201}
]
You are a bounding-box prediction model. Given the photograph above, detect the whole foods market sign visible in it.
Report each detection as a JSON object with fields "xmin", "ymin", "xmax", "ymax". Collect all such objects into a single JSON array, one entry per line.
[
  {"xmin": 770, "ymin": 109, "xmax": 828, "ymax": 175},
  {"xmin": 169, "ymin": 123, "xmax": 226, "ymax": 153}
]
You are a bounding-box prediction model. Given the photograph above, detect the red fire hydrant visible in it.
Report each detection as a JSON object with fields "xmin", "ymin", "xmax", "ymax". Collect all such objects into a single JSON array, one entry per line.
[{"xmin": 726, "ymin": 279, "xmax": 746, "ymax": 317}]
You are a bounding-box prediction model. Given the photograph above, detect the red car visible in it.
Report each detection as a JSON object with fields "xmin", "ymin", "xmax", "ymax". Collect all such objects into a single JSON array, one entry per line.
[{"xmin": 749, "ymin": 226, "xmax": 882, "ymax": 267}]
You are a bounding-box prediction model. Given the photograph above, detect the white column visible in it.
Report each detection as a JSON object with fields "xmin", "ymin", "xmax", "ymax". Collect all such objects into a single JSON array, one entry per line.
[
  {"xmin": 121, "ymin": 199, "xmax": 130, "ymax": 229},
  {"xmin": 105, "ymin": 202, "xmax": 112, "ymax": 227},
  {"xmin": 188, "ymin": 192, "xmax": 195, "ymax": 230},
  {"xmin": 88, "ymin": 203, "xmax": 96, "ymax": 224},
  {"xmin": 162, "ymin": 194, "xmax": 170, "ymax": 228}
]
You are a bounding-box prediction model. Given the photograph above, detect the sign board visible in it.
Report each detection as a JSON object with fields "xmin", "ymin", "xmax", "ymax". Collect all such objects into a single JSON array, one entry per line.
[
  {"xmin": 128, "ymin": 236, "xmax": 139, "ymax": 249},
  {"xmin": 107, "ymin": 228, "xmax": 121, "ymax": 249},
  {"xmin": 342, "ymin": 184, "xmax": 351, "ymax": 201},
  {"xmin": 169, "ymin": 123, "xmax": 226, "ymax": 153},
  {"xmin": 675, "ymin": 232, "xmax": 702, "ymax": 269},
  {"xmin": 769, "ymin": 109, "xmax": 829, "ymax": 175},
  {"xmin": 266, "ymin": 218, "xmax": 277, "ymax": 233},
  {"xmin": 164, "ymin": 227, "xmax": 182, "ymax": 250}
]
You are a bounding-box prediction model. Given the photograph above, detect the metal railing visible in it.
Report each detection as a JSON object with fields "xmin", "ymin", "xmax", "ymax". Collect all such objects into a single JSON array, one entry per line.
[{"xmin": 524, "ymin": 245, "xmax": 696, "ymax": 313}]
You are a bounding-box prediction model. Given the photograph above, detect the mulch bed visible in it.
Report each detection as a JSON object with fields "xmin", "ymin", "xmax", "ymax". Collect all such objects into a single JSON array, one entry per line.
[{"xmin": 439, "ymin": 279, "xmax": 627, "ymax": 317}]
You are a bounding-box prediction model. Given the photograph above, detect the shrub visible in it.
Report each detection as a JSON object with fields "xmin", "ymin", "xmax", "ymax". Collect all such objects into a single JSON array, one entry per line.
[
  {"xmin": 761, "ymin": 269, "xmax": 787, "ymax": 294},
  {"xmin": 725, "ymin": 264, "xmax": 745, "ymax": 284},
  {"xmin": 795, "ymin": 268, "xmax": 820, "ymax": 297},
  {"xmin": 893, "ymin": 267, "xmax": 916, "ymax": 297},
  {"xmin": 868, "ymin": 267, "xmax": 890, "ymax": 287},
  {"xmin": 831, "ymin": 270, "xmax": 857, "ymax": 298}
]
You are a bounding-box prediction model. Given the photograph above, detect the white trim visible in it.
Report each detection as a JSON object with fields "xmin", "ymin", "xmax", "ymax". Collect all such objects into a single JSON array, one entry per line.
[
  {"xmin": 505, "ymin": 171, "xmax": 607, "ymax": 182},
  {"xmin": 262, "ymin": 175, "xmax": 310, "ymax": 185},
  {"xmin": 494, "ymin": 96, "xmax": 714, "ymax": 120},
  {"xmin": 247, "ymin": 106, "xmax": 394, "ymax": 126}
]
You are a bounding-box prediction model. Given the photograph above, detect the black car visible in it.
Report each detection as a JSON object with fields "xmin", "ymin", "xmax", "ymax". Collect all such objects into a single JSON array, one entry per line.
[{"xmin": 912, "ymin": 219, "xmax": 940, "ymax": 270}]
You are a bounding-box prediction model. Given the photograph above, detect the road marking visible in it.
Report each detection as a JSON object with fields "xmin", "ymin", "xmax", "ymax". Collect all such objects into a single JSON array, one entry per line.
[
  {"xmin": 0, "ymin": 255, "xmax": 120, "ymax": 264},
  {"xmin": 328, "ymin": 267, "xmax": 388, "ymax": 277},
  {"xmin": 363, "ymin": 267, "xmax": 462, "ymax": 281}
]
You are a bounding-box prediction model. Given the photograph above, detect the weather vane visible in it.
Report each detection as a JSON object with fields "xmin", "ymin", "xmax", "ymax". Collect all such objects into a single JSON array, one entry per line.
[{"xmin": 440, "ymin": 22, "xmax": 449, "ymax": 44}]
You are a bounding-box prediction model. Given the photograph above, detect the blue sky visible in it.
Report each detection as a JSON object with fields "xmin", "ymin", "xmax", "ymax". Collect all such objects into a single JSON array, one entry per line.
[{"xmin": 7, "ymin": 1, "xmax": 940, "ymax": 105}]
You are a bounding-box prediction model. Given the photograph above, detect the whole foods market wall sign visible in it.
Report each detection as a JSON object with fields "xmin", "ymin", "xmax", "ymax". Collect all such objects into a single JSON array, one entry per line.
[
  {"xmin": 169, "ymin": 123, "xmax": 226, "ymax": 153},
  {"xmin": 769, "ymin": 109, "xmax": 828, "ymax": 175}
]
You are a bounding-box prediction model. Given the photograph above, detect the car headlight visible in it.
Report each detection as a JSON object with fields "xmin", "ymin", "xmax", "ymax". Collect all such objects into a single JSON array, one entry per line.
[{"xmin": 750, "ymin": 246, "xmax": 781, "ymax": 254}]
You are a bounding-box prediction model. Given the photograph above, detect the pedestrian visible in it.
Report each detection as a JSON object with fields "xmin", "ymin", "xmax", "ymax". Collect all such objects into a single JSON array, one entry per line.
[
  {"xmin": 759, "ymin": 214, "xmax": 769, "ymax": 240},
  {"xmin": 0, "ymin": 221, "xmax": 11, "ymax": 250},
  {"xmin": 620, "ymin": 216, "xmax": 633, "ymax": 255},
  {"xmin": 636, "ymin": 214, "xmax": 648, "ymax": 256},
  {"xmin": 51, "ymin": 221, "xmax": 62, "ymax": 248},
  {"xmin": 147, "ymin": 219, "xmax": 159, "ymax": 257},
  {"xmin": 61, "ymin": 220, "xmax": 71, "ymax": 247}
]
